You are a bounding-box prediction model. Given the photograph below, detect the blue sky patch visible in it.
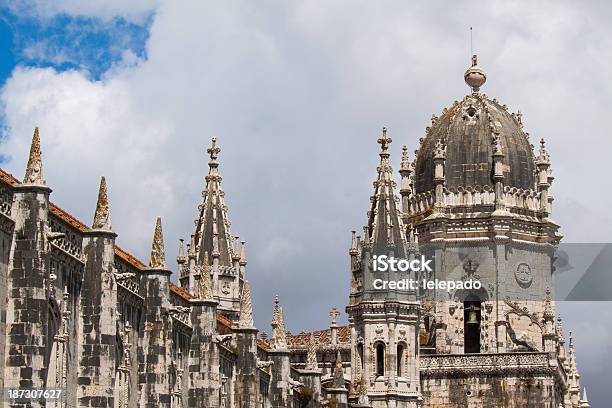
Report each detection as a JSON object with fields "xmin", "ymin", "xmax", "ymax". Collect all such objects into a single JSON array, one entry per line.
[{"xmin": 0, "ymin": 7, "xmax": 152, "ymax": 85}]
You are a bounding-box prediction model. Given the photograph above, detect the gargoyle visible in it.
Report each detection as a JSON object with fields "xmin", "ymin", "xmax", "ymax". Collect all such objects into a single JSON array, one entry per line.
[
  {"xmin": 215, "ymin": 334, "xmax": 233, "ymax": 345},
  {"xmin": 256, "ymin": 360, "xmax": 273, "ymax": 369}
]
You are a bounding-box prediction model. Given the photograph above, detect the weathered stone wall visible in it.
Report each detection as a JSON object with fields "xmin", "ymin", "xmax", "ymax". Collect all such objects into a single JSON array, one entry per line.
[
  {"xmin": 139, "ymin": 269, "xmax": 172, "ymax": 407},
  {"xmin": 421, "ymin": 374, "xmax": 559, "ymax": 408},
  {"xmin": 78, "ymin": 231, "xmax": 118, "ymax": 407},
  {"xmin": 188, "ymin": 299, "xmax": 220, "ymax": 407},
  {"xmin": 0, "ymin": 212, "xmax": 14, "ymax": 396},
  {"xmin": 4, "ymin": 186, "xmax": 50, "ymax": 407}
]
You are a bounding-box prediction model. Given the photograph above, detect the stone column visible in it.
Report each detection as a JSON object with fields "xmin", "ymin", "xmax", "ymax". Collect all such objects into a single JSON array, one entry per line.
[
  {"xmin": 187, "ymin": 298, "xmax": 220, "ymax": 407},
  {"xmin": 4, "ymin": 183, "xmax": 51, "ymax": 407},
  {"xmin": 139, "ymin": 267, "xmax": 172, "ymax": 407},
  {"xmin": 268, "ymin": 349, "xmax": 291, "ymax": 408},
  {"xmin": 78, "ymin": 228, "xmax": 118, "ymax": 407},
  {"xmin": 233, "ymin": 327, "xmax": 259, "ymax": 408}
]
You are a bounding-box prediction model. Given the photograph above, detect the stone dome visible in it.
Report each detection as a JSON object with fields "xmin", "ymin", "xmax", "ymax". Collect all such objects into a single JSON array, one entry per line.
[{"xmin": 414, "ymin": 93, "xmax": 536, "ymax": 194}]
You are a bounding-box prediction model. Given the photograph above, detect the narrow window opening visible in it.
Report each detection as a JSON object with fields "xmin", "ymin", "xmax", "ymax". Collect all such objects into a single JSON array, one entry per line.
[
  {"xmin": 375, "ymin": 343, "xmax": 385, "ymax": 376},
  {"xmin": 397, "ymin": 344, "xmax": 405, "ymax": 377}
]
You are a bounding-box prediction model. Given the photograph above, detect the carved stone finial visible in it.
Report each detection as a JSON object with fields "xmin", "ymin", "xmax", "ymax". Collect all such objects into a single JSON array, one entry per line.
[
  {"xmin": 433, "ymin": 139, "xmax": 446, "ymax": 160},
  {"xmin": 271, "ymin": 295, "xmax": 287, "ymax": 349},
  {"xmin": 177, "ymin": 238, "xmax": 186, "ymax": 264},
  {"xmin": 400, "ymin": 145, "xmax": 410, "ymax": 171},
  {"xmin": 23, "ymin": 127, "xmax": 45, "ymax": 185},
  {"xmin": 464, "ymin": 54, "xmax": 487, "ymax": 92},
  {"xmin": 199, "ymin": 251, "xmax": 212, "ymax": 300},
  {"xmin": 329, "ymin": 306, "xmax": 340, "ymax": 326},
  {"xmin": 92, "ymin": 176, "xmax": 111, "ymax": 230},
  {"xmin": 239, "ymin": 280, "xmax": 254, "ymax": 328},
  {"xmin": 149, "ymin": 217, "xmax": 166, "ymax": 269},
  {"xmin": 305, "ymin": 333, "xmax": 318, "ymax": 371},
  {"xmin": 377, "ymin": 127, "xmax": 392, "ymax": 156}
]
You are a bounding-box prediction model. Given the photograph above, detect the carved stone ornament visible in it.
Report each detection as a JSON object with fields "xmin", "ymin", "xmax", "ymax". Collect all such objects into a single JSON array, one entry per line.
[
  {"xmin": 23, "ymin": 127, "xmax": 45, "ymax": 185},
  {"xmin": 149, "ymin": 217, "xmax": 166, "ymax": 269},
  {"xmin": 515, "ymin": 262, "xmax": 533, "ymax": 288},
  {"xmin": 92, "ymin": 176, "xmax": 111, "ymax": 230}
]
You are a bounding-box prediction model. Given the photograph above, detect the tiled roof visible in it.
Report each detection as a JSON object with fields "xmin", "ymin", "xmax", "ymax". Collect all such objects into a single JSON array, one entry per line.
[
  {"xmin": 0, "ymin": 169, "xmax": 19, "ymax": 186},
  {"xmin": 288, "ymin": 326, "xmax": 351, "ymax": 348}
]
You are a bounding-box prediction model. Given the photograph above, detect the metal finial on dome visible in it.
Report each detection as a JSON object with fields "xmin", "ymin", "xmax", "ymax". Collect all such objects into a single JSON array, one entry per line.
[{"xmin": 464, "ymin": 54, "xmax": 487, "ymax": 93}]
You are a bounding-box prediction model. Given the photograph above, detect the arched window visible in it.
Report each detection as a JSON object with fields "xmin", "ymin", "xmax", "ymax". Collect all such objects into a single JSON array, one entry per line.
[
  {"xmin": 375, "ymin": 342, "xmax": 385, "ymax": 377},
  {"xmin": 397, "ymin": 343, "xmax": 405, "ymax": 377}
]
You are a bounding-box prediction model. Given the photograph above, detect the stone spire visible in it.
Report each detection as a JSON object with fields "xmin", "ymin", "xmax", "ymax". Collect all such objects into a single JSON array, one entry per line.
[
  {"xmin": 366, "ymin": 127, "xmax": 409, "ymax": 257},
  {"xmin": 239, "ymin": 280, "xmax": 254, "ymax": 328},
  {"xmin": 199, "ymin": 252, "xmax": 212, "ymax": 300},
  {"xmin": 399, "ymin": 145, "xmax": 412, "ymax": 212},
  {"xmin": 271, "ymin": 295, "xmax": 287, "ymax": 350},
  {"xmin": 580, "ymin": 387, "xmax": 590, "ymax": 408},
  {"xmin": 92, "ymin": 176, "xmax": 111, "ymax": 230},
  {"xmin": 305, "ymin": 333, "xmax": 318, "ymax": 371},
  {"xmin": 149, "ymin": 217, "xmax": 166, "ymax": 269},
  {"xmin": 192, "ymin": 137, "xmax": 238, "ymax": 267},
  {"xmin": 23, "ymin": 127, "xmax": 45, "ymax": 185},
  {"xmin": 332, "ymin": 350, "xmax": 345, "ymax": 388}
]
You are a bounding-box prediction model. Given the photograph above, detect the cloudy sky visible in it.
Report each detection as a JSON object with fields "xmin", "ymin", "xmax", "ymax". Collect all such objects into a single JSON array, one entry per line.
[{"xmin": 1, "ymin": 1, "xmax": 611, "ymax": 404}]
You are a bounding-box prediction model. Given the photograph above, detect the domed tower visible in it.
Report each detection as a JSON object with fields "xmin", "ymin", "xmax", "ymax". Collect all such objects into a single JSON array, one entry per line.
[{"xmin": 396, "ymin": 56, "xmax": 567, "ymax": 406}]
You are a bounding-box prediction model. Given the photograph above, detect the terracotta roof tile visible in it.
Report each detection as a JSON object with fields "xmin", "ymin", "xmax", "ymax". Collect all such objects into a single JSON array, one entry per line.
[
  {"xmin": 170, "ymin": 283, "xmax": 193, "ymax": 301},
  {"xmin": 0, "ymin": 169, "xmax": 19, "ymax": 186},
  {"xmin": 288, "ymin": 326, "xmax": 351, "ymax": 348}
]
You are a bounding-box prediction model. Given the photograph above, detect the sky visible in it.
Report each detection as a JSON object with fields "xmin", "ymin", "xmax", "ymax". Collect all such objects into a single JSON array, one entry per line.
[{"xmin": 0, "ymin": 1, "xmax": 611, "ymax": 405}]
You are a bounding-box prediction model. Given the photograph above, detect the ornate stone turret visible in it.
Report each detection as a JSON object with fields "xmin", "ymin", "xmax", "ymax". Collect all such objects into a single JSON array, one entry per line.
[
  {"xmin": 4, "ymin": 127, "xmax": 52, "ymax": 394},
  {"xmin": 268, "ymin": 295, "xmax": 292, "ymax": 407},
  {"xmin": 190, "ymin": 137, "xmax": 243, "ymax": 320},
  {"xmin": 346, "ymin": 127, "xmax": 422, "ymax": 408},
  {"xmin": 139, "ymin": 216, "xmax": 172, "ymax": 406},
  {"xmin": 365, "ymin": 127, "xmax": 410, "ymax": 259},
  {"xmin": 80, "ymin": 174, "xmax": 118, "ymax": 406},
  {"xmin": 399, "ymin": 145, "xmax": 412, "ymax": 213},
  {"xmin": 271, "ymin": 295, "xmax": 288, "ymax": 350},
  {"xmin": 536, "ymin": 138, "xmax": 552, "ymax": 218}
]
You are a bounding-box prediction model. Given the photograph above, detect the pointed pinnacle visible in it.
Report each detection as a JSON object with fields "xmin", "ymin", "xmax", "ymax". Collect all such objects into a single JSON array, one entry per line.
[
  {"xmin": 149, "ymin": 216, "xmax": 166, "ymax": 269},
  {"xmin": 92, "ymin": 176, "xmax": 111, "ymax": 230},
  {"xmin": 23, "ymin": 127, "xmax": 45, "ymax": 185},
  {"xmin": 239, "ymin": 280, "xmax": 254, "ymax": 328},
  {"xmin": 239, "ymin": 240, "xmax": 247, "ymax": 266},
  {"xmin": 199, "ymin": 251, "xmax": 212, "ymax": 300}
]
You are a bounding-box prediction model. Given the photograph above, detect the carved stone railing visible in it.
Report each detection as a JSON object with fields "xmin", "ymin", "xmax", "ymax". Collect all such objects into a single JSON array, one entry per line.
[
  {"xmin": 170, "ymin": 307, "xmax": 192, "ymax": 330},
  {"xmin": 420, "ymin": 352, "xmax": 554, "ymax": 377},
  {"xmin": 218, "ymin": 265, "xmax": 237, "ymax": 276},
  {"xmin": 407, "ymin": 185, "xmax": 542, "ymax": 216},
  {"xmin": 48, "ymin": 218, "xmax": 83, "ymax": 258},
  {"xmin": 0, "ymin": 186, "xmax": 12, "ymax": 217}
]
